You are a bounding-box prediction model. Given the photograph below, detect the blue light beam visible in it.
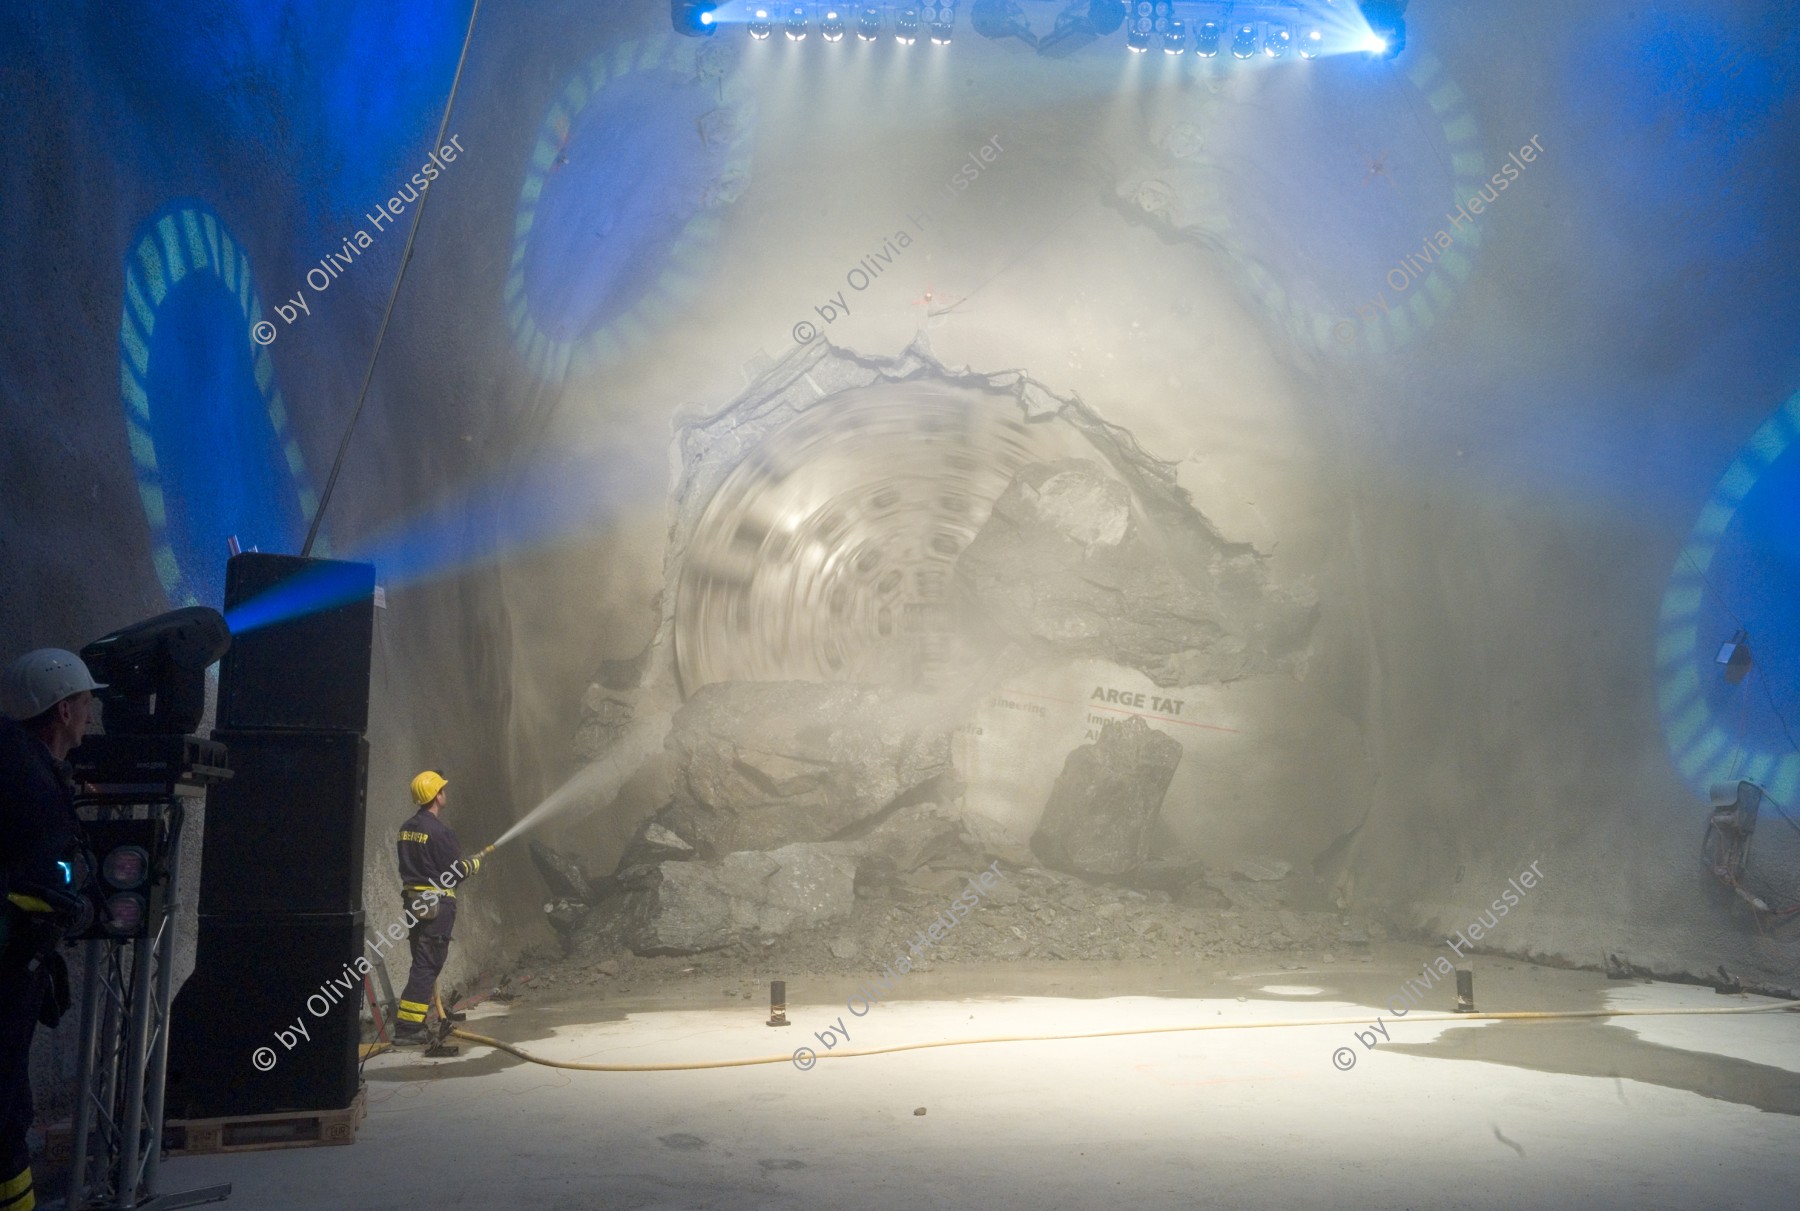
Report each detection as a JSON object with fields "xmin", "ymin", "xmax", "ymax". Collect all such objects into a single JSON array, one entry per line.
[{"xmin": 223, "ymin": 445, "xmax": 661, "ymax": 634}]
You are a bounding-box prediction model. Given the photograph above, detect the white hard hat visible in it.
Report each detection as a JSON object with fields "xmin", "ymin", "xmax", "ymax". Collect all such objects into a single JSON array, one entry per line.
[{"xmin": 1, "ymin": 648, "xmax": 107, "ymax": 721}]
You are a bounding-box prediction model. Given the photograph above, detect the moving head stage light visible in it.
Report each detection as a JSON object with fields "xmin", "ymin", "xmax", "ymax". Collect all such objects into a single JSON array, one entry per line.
[
  {"xmin": 62, "ymin": 607, "xmax": 234, "ymax": 1211},
  {"xmin": 1358, "ymin": 0, "xmax": 1406, "ymax": 58},
  {"xmin": 69, "ymin": 606, "xmax": 233, "ymax": 934},
  {"xmin": 672, "ymin": 1, "xmax": 719, "ymax": 36},
  {"xmin": 80, "ymin": 605, "xmax": 231, "ymax": 736}
]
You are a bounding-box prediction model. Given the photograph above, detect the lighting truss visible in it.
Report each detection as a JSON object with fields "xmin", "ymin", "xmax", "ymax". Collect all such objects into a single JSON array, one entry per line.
[{"xmin": 735, "ymin": 1, "xmax": 1370, "ymax": 60}]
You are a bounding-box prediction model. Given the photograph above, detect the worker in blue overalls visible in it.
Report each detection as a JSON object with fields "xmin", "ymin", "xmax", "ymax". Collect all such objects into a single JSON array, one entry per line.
[{"xmin": 393, "ymin": 770, "xmax": 480, "ymax": 1046}]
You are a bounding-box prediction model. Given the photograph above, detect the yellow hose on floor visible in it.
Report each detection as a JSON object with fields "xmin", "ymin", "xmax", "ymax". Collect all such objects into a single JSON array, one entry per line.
[{"xmin": 419, "ymin": 998, "xmax": 1800, "ymax": 1073}]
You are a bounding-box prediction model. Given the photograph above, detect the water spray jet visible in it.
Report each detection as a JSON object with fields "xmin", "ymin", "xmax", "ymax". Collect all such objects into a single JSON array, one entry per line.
[{"xmin": 486, "ymin": 715, "xmax": 669, "ymax": 854}]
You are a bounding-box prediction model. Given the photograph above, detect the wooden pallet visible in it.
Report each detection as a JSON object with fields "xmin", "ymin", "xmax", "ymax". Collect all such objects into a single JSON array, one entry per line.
[{"xmin": 47, "ymin": 1086, "xmax": 367, "ymax": 1161}]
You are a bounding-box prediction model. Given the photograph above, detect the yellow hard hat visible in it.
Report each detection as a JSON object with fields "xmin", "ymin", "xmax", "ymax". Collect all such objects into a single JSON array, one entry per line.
[{"xmin": 411, "ymin": 770, "xmax": 448, "ymax": 806}]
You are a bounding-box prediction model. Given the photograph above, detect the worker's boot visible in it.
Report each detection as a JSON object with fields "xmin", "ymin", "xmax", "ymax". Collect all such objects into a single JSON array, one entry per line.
[{"xmin": 392, "ymin": 1022, "xmax": 428, "ymax": 1048}]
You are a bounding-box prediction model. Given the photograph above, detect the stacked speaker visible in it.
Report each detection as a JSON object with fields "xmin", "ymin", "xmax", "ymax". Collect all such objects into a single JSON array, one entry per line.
[{"xmin": 166, "ymin": 554, "xmax": 376, "ymax": 1119}]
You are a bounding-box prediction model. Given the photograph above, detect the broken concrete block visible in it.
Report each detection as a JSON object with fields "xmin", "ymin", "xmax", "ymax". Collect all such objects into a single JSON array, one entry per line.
[
  {"xmin": 1030, "ymin": 715, "xmax": 1182, "ymax": 877},
  {"xmin": 1233, "ymin": 856, "xmax": 1292, "ymax": 883},
  {"xmin": 529, "ymin": 840, "xmax": 596, "ymax": 903},
  {"xmin": 835, "ymin": 802, "xmax": 971, "ymax": 875},
  {"xmin": 615, "ymin": 817, "xmax": 698, "ymax": 873},
  {"xmin": 574, "ymin": 684, "xmax": 640, "ymax": 761},
  {"xmin": 1117, "ymin": 857, "xmax": 1210, "ymax": 893},
  {"xmin": 660, "ymin": 681, "xmax": 953, "ymax": 856},
  {"xmin": 956, "ymin": 459, "xmax": 1314, "ymax": 686},
  {"xmin": 543, "ymin": 899, "xmax": 591, "ymax": 933},
  {"xmin": 1202, "ymin": 873, "xmax": 1282, "ymax": 911},
  {"xmin": 1019, "ymin": 463, "xmax": 1132, "ymax": 548},
  {"xmin": 623, "ymin": 843, "xmax": 858, "ymax": 955}
]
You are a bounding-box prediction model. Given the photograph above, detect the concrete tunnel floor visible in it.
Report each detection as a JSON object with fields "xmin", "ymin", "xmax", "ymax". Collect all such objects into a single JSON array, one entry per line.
[{"xmin": 155, "ymin": 948, "xmax": 1800, "ymax": 1211}]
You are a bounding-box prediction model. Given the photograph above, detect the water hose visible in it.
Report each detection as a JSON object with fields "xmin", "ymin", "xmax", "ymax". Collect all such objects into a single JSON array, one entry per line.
[{"xmin": 434, "ymin": 998, "xmax": 1800, "ymax": 1073}]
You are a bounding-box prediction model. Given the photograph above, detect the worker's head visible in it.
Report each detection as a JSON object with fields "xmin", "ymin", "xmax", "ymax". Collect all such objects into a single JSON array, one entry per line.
[
  {"xmin": 2, "ymin": 648, "xmax": 105, "ymax": 759},
  {"xmin": 411, "ymin": 769, "xmax": 449, "ymax": 811}
]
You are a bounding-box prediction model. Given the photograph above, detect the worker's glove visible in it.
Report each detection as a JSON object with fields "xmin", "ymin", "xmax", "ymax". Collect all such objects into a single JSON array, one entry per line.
[
  {"xmin": 7, "ymin": 884, "xmax": 86, "ymax": 951},
  {"xmin": 4, "ymin": 885, "xmax": 79, "ymax": 1026},
  {"xmin": 21, "ymin": 883, "xmax": 87, "ymax": 933}
]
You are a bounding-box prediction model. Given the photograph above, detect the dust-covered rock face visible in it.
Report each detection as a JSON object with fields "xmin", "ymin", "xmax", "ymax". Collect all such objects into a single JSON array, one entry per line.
[
  {"xmin": 1031, "ymin": 714, "xmax": 1183, "ymax": 877},
  {"xmin": 623, "ymin": 843, "xmax": 858, "ymax": 954},
  {"xmin": 528, "ymin": 839, "xmax": 595, "ymax": 902},
  {"xmin": 833, "ymin": 802, "xmax": 972, "ymax": 889},
  {"xmin": 657, "ymin": 680, "xmax": 954, "ymax": 858},
  {"xmin": 956, "ymin": 458, "xmax": 1314, "ymax": 686},
  {"xmin": 616, "ymin": 819, "xmax": 697, "ymax": 872},
  {"xmin": 531, "ymin": 858, "xmax": 1391, "ymax": 994},
  {"xmin": 610, "ymin": 804, "xmax": 979, "ymax": 956}
]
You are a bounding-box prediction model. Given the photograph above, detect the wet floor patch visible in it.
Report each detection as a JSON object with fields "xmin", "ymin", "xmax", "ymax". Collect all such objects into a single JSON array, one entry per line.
[{"xmin": 1384, "ymin": 1021, "xmax": 1800, "ymax": 1116}]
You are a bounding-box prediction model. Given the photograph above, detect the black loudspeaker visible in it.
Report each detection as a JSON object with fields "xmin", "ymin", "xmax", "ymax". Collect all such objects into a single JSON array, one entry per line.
[
  {"xmin": 219, "ymin": 553, "xmax": 375, "ymax": 733},
  {"xmin": 167, "ymin": 911, "xmax": 366, "ymax": 1119},
  {"xmin": 199, "ymin": 730, "xmax": 368, "ymax": 915}
]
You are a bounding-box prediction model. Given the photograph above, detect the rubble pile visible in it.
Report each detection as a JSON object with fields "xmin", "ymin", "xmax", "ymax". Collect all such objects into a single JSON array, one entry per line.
[{"xmin": 507, "ymin": 850, "xmax": 1387, "ymax": 1000}]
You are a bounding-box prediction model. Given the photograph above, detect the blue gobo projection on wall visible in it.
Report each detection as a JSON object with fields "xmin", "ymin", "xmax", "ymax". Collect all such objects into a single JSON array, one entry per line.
[
  {"xmin": 1153, "ymin": 51, "xmax": 1485, "ymax": 358},
  {"xmin": 506, "ymin": 36, "xmax": 754, "ymax": 380},
  {"xmin": 1658, "ymin": 390, "xmax": 1800, "ymax": 804},
  {"xmin": 118, "ymin": 202, "xmax": 318, "ymax": 608}
]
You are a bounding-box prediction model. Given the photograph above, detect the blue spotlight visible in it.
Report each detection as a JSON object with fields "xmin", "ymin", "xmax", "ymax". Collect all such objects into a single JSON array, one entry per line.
[
  {"xmin": 1163, "ymin": 18, "xmax": 1184, "ymax": 53},
  {"xmin": 1264, "ymin": 21, "xmax": 1289, "ymax": 58},
  {"xmin": 1230, "ymin": 22, "xmax": 1257, "ymax": 59},
  {"xmin": 1358, "ymin": 0, "xmax": 1406, "ymax": 58},
  {"xmin": 857, "ymin": 5, "xmax": 881, "ymax": 39},
  {"xmin": 786, "ymin": 4, "xmax": 808, "ymax": 39},
  {"xmin": 672, "ymin": 1, "xmax": 718, "ymax": 36},
  {"xmin": 750, "ymin": 6, "xmax": 773, "ymax": 38},
  {"xmin": 823, "ymin": 7, "xmax": 846, "ymax": 40},
  {"xmin": 1195, "ymin": 19, "xmax": 1220, "ymax": 56},
  {"xmin": 1299, "ymin": 25, "xmax": 1323, "ymax": 58},
  {"xmin": 896, "ymin": 5, "xmax": 919, "ymax": 43}
]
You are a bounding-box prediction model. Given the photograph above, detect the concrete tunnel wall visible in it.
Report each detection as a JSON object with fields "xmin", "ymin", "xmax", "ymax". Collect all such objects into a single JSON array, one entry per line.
[{"xmin": 2, "ymin": 0, "xmax": 1799, "ymax": 1128}]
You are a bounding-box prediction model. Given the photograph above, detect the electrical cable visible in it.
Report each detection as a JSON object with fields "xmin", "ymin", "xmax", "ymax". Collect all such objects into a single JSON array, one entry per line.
[
  {"xmin": 300, "ymin": 0, "xmax": 484, "ymax": 557},
  {"xmin": 360, "ymin": 999, "xmax": 1800, "ymax": 1073}
]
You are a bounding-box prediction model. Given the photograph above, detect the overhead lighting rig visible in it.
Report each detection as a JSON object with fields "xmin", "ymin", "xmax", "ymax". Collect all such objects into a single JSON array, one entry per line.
[
  {"xmin": 924, "ymin": 1, "xmax": 958, "ymax": 43},
  {"xmin": 730, "ymin": 1, "xmax": 1399, "ymax": 60}
]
